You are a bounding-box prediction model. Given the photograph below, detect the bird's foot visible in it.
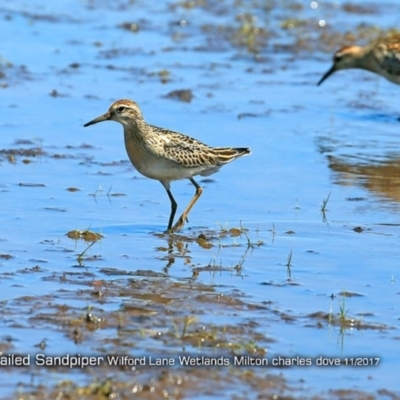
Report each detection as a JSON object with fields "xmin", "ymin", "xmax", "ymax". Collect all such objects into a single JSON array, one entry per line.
[{"xmin": 169, "ymin": 215, "xmax": 189, "ymax": 233}]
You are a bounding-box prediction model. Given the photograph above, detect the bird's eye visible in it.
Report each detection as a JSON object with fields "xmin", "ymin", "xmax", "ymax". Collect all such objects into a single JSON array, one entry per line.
[
  {"xmin": 334, "ymin": 54, "xmax": 342, "ymax": 62},
  {"xmin": 117, "ymin": 106, "xmax": 126, "ymax": 113}
]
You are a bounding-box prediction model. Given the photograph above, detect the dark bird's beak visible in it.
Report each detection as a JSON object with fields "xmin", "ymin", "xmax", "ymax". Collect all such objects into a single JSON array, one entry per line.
[
  {"xmin": 83, "ymin": 112, "xmax": 111, "ymax": 127},
  {"xmin": 317, "ymin": 65, "xmax": 336, "ymax": 86}
]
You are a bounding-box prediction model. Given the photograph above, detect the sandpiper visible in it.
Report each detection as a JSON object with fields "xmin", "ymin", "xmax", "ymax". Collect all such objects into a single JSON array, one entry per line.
[
  {"xmin": 84, "ymin": 99, "xmax": 251, "ymax": 233},
  {"xmin": 318, "ymin": 34, "xmax": 400, "ymax": 86}
]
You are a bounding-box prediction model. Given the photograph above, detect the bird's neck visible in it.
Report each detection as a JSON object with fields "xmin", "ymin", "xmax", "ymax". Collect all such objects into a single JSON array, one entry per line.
[
  {"xmin": 123, "ymin": 119, "xmax": 148, "ymax": 143},
  {"xmin": 355, "ymin": 45, "xmax": 382, "ymax": 74}
]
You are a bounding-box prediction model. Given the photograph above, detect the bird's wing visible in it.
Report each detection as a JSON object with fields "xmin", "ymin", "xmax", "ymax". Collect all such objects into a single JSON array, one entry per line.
[
  {"xmin": 378, "ymin": 35, "xmax": 400, "ymax": 74},
  {"xmin": 148, "ymin": 125, "xmax": 249, "ymax": 168}
]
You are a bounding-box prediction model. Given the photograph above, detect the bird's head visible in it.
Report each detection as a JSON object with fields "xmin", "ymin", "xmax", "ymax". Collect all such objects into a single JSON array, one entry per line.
[
  {"xmin": 317, "ymin": 45, "xmax": 362, "ymax": 85},
  {"xmin": 84, "ymin": 99, "xmax": 144, "ymax": 128}
]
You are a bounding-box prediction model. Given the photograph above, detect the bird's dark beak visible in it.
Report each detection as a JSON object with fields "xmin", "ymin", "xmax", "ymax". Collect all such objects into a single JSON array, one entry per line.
[
  {"xmin": 317, "ymin": 65, "xmax": 336, "ymax": 86},
  {"xmin": 83, "ymin": 112, "xmax": 111, "ymax": 127}
]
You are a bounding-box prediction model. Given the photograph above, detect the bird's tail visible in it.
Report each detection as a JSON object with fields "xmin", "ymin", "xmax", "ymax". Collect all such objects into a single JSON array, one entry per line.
[{"xmin": 213, "ymin": 147, "xmax": 251, "ymax": 164}]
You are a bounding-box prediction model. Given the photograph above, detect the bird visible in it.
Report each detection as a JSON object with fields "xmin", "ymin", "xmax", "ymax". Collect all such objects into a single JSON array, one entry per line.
[
  {"xmin": 317, "ymin": 34, "xmax": 400, "ymax": 86},
  {"xmin": 84, "ymin": 99, "xmax": 251, "ymax": 233}
]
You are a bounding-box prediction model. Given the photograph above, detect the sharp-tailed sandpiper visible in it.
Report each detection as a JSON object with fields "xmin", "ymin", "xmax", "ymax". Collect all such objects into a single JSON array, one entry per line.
[
  {"xmin": 84, "ymin": 99, "xmax": 251, "ymax": 233},
  {"xmin": 318, "ymin": 34, "xmax": 400, "ymax": 85}
]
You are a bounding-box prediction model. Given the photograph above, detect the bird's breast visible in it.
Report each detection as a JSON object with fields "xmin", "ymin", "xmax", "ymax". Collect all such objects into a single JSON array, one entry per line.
[{"xmin": 124, "ymin": 134, "xmax": 204, "ymax": 181}]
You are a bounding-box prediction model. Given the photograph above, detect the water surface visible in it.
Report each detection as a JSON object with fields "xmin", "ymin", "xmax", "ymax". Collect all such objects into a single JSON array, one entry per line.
[{"xmin": 1, "ymin": 0, "xmax": 400, "ymax": 398}]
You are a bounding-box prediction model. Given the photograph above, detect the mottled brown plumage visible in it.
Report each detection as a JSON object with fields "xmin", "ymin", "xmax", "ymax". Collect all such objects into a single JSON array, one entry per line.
[
  {"xmin": 84, "ymin": 99, "xmax": 250, "ymax": 232},
  {"xmin": 318, "ymin": 34, "xmax": 400, "ymax": 85}
]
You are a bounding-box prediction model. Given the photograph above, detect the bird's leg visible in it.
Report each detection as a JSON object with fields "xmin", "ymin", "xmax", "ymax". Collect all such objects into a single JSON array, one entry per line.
[
  {"xmin": 165, "ymin": 188, "xmax": 177, "ymax": 233},
  {"xmin": 171, "ymin": 178, "xmax": 203, "ymax": 232}
]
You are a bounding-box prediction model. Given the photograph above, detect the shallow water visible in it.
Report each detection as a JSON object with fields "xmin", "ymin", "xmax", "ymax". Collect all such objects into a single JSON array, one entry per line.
[{"xmin": 1, "ymin": 0, "xmax": 400, "ymax": 398}]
